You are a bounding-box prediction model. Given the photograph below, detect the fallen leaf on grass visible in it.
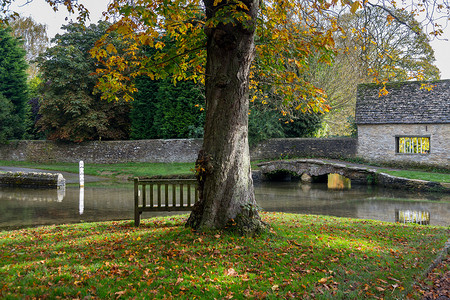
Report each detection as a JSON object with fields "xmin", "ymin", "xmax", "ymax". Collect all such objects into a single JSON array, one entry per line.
[
  {"xmin": 318, "ymin": 278, "xmax": 327, "ymax": 284},
  {"xmin": 388, "ymin": 276, "xmax": 400, "ymax": 282},
  {"xmin": 272, "ymin": 284, "xmax": 279, "ymax": 291},
  {"xmin": 115, "ymin": 290, "xmax": 126, "ymax": 298},
  {"xmin": 224, "ymin": 268, "xmax": 238, "ymax": 277}
]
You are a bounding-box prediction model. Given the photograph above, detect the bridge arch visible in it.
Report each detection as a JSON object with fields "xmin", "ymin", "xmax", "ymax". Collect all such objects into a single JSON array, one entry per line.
[{"xmin": 257, "ymin": 159, "xmax": 377, "ymax": 184}]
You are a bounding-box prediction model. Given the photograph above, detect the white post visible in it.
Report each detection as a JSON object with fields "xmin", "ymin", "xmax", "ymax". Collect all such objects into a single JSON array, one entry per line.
[{"xmin": 79, "ymin": 160, "xmax": 84, "ymax": 188}]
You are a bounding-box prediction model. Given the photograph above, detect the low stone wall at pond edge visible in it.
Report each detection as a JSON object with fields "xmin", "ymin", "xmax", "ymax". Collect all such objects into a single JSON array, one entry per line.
[
  {"xmin": 0, "ymin": 172, "xmax": 66, "ymax": 189},
  {"xmin": 0, "ymin": 138, "xmax": 357, "ymax": 163},
  {"xmin": 375, "ymin": 172, "xmax": 448, "ymax": 193}
]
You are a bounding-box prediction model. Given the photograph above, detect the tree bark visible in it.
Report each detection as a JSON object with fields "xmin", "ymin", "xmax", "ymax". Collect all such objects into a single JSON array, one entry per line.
[{"xmin": 186, "ymin": 0, "xmax": 265, "ymax": 233}]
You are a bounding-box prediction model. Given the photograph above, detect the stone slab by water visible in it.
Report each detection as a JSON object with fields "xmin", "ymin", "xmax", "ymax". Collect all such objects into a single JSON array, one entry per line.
[{"xmin": 0, "ymin": 171, "xmax": 65, "ymax": 189}]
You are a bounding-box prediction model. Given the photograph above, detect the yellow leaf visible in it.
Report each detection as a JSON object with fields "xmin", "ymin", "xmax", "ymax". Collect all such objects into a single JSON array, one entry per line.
[
  {"xmin": 106, "ymin": 43, "xmax": 117, "ymax": 54},
  {"xmin": 318, "ymin": 277, "xmax": 327, "ymax": 284},
  {"xmin": 350, "ymin": 1, "xmax": 360, "ymax": 13},
  {"xmin": 139, "ymin": 35, "xmax": 151, "ymax": 46}
]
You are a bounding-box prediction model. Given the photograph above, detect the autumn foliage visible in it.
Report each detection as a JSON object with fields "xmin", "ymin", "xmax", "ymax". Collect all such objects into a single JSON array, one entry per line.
[{"xmin": 89, "ymin": 0, "xmax": 340, "ymax": 114}]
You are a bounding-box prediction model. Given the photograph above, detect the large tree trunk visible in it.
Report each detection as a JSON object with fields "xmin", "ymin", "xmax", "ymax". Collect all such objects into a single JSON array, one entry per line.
[{"xmin": 186, "ymin": 0, "xmax": 265, "ymax": 233}]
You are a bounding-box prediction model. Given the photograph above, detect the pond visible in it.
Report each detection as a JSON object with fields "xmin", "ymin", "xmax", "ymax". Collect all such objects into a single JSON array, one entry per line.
[{"xmin": 0, "ymin": 178, "xmax": 449, "ymax": 230}]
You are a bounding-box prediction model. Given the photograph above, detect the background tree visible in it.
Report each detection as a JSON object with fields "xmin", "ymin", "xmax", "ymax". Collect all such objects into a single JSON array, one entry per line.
[
  {"xmin": 130, "ymin": 76, "xmax": 205, "ymax": 139},
  {"xmin": 129, "ymin": 76, "xmax": 159, "ymax": 139},
  {"xmin": 24, "ymin": 76, "xmax": 45, "ymax": 139},
  {"xmin": 0, "ymin": 25, "xmax": 28, "ymax": 140},
  {"xmin": 0, "ymin": 92, "xmax": 14, "ymax": 143},
  {"xmin": 153, "ymin": 80, "xmax": 205, "ymax": 138},
  {"xmin": 36, "ymin": 21, "xmax": 131, "ymax": 142},
  {"xmin": 248, "ymin": 100, "xmax": 323, "ymax": 146},
  {"xmin": 345, "ymin": 7, "xmax": 440, "ymax": 84},
  {"xmin": 304, "ymin": 7, "xmax": 440, "ymax": 136},
  {"xmin": 9, "ymin": 16, "xmax": 49, "ymax": 77}
]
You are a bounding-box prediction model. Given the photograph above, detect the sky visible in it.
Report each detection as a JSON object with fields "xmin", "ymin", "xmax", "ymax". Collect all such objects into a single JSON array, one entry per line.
[{"xmin": 11, "ymin": 0, "xmax": 450, "ymax": 79}]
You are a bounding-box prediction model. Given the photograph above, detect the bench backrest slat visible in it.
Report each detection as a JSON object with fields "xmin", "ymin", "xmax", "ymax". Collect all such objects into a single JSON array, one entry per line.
[
  {"xmin": 187, "ymin": 184, "xmax": 191, "ymax": 207},
  {"xmin": 142, "ymin": 184, "xmax": 146, "ymax": 208},
  {"xmin": 172, "ymin": 184, "xmax": 176, "ymax": 208},
  {"xmin": 165, "ymin": 184, "xmax": 169, "ymax": 207}
]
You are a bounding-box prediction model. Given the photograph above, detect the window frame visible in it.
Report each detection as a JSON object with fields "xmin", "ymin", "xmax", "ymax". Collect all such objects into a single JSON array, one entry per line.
[{"xmin": 395, "ymin": 135, "xmax": 431, "ymax": 155}]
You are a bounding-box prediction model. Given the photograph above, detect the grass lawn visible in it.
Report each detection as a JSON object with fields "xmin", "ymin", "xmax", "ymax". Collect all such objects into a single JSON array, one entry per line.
[
  {"xmin": 1, "ymin": 213, "xmax": 448, "ymax": 299},
  {"xmin": 378, "ymin": 169, "xmax": 450, "ymax": 183},
  {"xmin": 0, "ymin": 160, "xmax": 195, "ymax": 179}
]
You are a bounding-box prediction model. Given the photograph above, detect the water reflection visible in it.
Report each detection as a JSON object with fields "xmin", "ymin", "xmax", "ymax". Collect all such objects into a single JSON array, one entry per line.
[
  {"xmin": 0, "ymin": 181, "xmax": 449, "ymax": 230},
  {"xmin": 79, "ymin": 187, "xmax": 84, "ymax": 215},
  {"xmin": 254, "ymin": 182, "xmax": 449, "ymax": 226},
  {"xmin": 395, "ymin": 210, "xmax": 430, "ymax": 225},
  {"xmin": 0, "ymin": 188, "xmax": 66, "ymax": 203},
  {"xmin": 327, "ymin": 174, "xmax": 351, "ymax": 190}
]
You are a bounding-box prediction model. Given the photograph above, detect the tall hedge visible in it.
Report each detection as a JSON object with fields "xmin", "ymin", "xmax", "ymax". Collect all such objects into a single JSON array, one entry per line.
[
  {"xmin": 130, "ymin": 77, "xmax": 204, "ymax": 139},
  {"xmin": 0, "ymin": 26, "xmax": 29, "ymax": 140}
]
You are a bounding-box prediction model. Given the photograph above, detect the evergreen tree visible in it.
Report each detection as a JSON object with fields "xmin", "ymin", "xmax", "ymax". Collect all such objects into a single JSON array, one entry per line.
[
  {"xmin": 248, "ymin": 101, "xmax": 323, "ymax": 146},
  {"xmin": 129, "ymin": 76, "xmax": 159, "ymax": 139},
  {"xmin": 282, "ymin": 113, "xmax": 323, "ymax": 138},
  {"xmin": 0, "ymin": 93, "xmax": 14, "ymax": 143},
  {"xmin": 153, "ymin": 80, "xmax": 204, "ymax": 139},
  {"xmin": 0, "ymin": 26, "xmax": 28, "ymax": 140},
  {"xmin": 130, "ymin": 77, "xmax": 204, "ymax": 139}
]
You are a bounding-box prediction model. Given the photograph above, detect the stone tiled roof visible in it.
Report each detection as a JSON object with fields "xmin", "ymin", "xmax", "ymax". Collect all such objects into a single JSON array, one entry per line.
[{"xmin": 355, "ymin": 80, "xmax": 450, "ymax": 124}]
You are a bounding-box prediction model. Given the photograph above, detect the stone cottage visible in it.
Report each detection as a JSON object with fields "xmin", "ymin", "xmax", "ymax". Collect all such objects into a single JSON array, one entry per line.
[{"xmin": 355, "ymin": 80, "xmax": 449, "ymax": 168}]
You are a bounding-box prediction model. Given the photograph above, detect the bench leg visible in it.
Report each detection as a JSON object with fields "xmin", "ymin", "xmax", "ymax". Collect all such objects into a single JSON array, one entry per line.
[{"xmin": 135, "ymin": 210, "xmax": 141, "ymax": 227}]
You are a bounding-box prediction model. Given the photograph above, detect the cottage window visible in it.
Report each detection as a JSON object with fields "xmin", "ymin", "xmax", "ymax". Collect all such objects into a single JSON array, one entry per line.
[{"xmin": 396, "ymin": 136, "xmax": 430, "ymax": 154}]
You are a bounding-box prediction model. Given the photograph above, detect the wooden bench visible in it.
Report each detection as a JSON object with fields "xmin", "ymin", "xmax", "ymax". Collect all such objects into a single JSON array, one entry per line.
[{"xmin": 134, "ymin": 178, "xmax": 198, "ymax": 226}]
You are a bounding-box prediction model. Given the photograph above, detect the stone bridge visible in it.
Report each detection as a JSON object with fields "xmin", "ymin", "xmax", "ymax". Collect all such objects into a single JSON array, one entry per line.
[
  {"xmin": 257, "ymin": 159, "xmax": 377, "ymax": 184},
  {"xmin": 257, "ymin": 159, "xmax": 449, "ymax": 193}
]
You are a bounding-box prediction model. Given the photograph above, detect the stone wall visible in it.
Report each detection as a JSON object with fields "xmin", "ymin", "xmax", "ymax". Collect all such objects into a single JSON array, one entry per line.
[
  {"xmin": 251, "ymin": 138, "xmax": 357, "ymax": 160},
  {"xmin": 0, "ymin": 138, "xmax": 357, "ymax": 163},
  {"xmin": 357, "ymin": 124, "xmax": 449, "ymax": 168},
  {"xmin": 0, "ymin": 139, "xmax": 203, "ymax": 163}
]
